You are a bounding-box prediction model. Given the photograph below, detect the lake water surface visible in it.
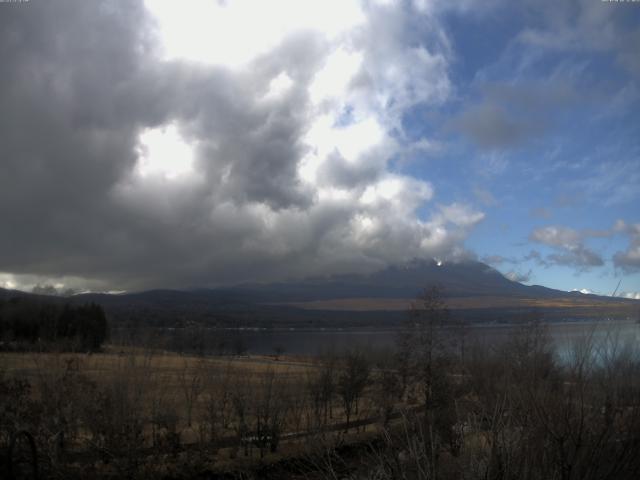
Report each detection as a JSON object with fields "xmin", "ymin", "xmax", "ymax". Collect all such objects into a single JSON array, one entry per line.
[{"xmin": 229, "ymin": 319, "xmax": 640, "ymax": 359}]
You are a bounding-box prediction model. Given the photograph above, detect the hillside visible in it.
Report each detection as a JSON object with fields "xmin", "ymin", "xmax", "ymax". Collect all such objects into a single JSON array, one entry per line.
[
  {"xmin": 234, "ymin": 259, "xmax": 572, "ymax": 301},
  {"xmin": 1, "ymin": 260, "xmax": 637, "ymax": 327}
]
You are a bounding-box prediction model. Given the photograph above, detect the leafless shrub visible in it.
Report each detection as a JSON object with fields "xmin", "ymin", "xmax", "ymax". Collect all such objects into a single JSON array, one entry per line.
[
  {"xmin": 251, "ymin": 368, "xmax": 289, "ymax": 457},
  {"xmin": 200, "ymin": 360, "xmax": 234, "ymax": 447},
  {"xmin": 178, "ymin": 357, "xmax": 205, "ymax": 428},
  {"xmin": 337, "ymin": 350, "xmax": 371, "ymax": 432},
  {"xmin": 305, "ymin": 355, "xmax": 337, "ymax": 432}
]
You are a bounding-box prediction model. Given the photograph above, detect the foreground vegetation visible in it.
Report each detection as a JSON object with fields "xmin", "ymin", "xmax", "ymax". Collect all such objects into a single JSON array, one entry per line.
[{"xmin": 1, "ymin": 288, "xmax": 640, "ymax": 479}]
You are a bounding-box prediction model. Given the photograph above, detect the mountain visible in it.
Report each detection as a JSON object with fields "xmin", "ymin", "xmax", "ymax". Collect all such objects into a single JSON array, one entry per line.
[
  {"xmin": 1, "ymin": 260, "xmax": 637, "ymax": 327},
  {"xmin": 226, "ymin": 259, "xmax": 638, "ymax": 320},
  {"xmin": 233, "ymin": 259, "xmax": 564, "ymax": 301}
]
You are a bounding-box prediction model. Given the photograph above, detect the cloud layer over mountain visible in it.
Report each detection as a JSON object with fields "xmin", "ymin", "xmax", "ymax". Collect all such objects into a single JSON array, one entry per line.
[
  {"xmin": 1, "ymin": 0, "xmax": 638, "ymax": 296},
  {"xmin": 0, "ymin": 0, "xmax": 482, "ymax": 291}
]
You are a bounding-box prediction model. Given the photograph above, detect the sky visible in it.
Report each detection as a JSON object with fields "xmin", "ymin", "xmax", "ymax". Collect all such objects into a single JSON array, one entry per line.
[{"xmin": 0, "ymin": 0, "xmax": 639, "ymax": 297}]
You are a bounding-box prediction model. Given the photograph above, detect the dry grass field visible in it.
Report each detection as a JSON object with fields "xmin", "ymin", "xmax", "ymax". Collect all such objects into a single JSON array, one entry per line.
[
  {"xmin": 0, "ymin": 347, "xmax": 325, "ymax": 442},
  {"xmin": 0, "ymin": 347, "xmax": 315, "ymax": 382},
  {"xmin": 0, "ymin": 346, "xmax": 385, "ymax": 459},
  {"xmin": 3, "ymin": 320, "xmax": 640, "ymax": 479},
  {"xmin": 282, "ymin": 295, "xmax": 639, "ymax": 313}
]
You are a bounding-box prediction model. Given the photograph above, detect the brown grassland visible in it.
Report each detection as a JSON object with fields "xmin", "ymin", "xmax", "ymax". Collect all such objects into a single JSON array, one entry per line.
[
  {"xmin": 282, "ymin": 295, "xmax": 639, "ymax": 314},
  {"xmin": 3, "ymin": 295, "xmax": 640, "ymax": 479}
]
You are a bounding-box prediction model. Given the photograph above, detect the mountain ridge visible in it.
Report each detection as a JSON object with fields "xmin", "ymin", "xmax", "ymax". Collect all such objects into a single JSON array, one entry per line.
[{"xmin": 1, "ymin": 260, "xmax": 637, "ymax": 327}]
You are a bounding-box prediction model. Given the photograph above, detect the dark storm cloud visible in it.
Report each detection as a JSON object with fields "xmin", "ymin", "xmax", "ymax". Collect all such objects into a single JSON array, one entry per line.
[
  {"xmin": 0, "ymin": 0, "xmax": 309, "ymax": 288},
  {"xmin": 316, "ymin": 150, "xmax": 386, "ymax": 189},
  {"xmin": 0, "ymin": 0, "xmax": 158, "ymax": 273},
  {"xmin": 0, "ymin": 0, "xmax": 482, "ymax": 291},
  {"xmin": 0, "ymin": 1, "xmax": 328, "ymax": 289},
  {"xmin": 176, "ymin": 64, "xmax": 314, "ymax": 209}
]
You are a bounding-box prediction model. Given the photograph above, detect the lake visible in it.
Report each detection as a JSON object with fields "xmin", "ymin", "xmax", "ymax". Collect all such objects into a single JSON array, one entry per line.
[
  {"xmin": 161, "ymin": 318, "xmax": 640, "ymax": 360},
  {"xmin": 241, "ymin": 320, "xmax": 640, "ymax": 355}
]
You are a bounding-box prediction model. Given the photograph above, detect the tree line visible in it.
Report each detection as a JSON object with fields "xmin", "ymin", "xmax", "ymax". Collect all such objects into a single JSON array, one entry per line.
[{"xmin": 0, "ymin": 297, "xmax": 109, "ymax": 351}]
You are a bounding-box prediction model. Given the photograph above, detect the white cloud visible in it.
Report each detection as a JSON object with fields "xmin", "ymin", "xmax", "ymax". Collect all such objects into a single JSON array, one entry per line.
[
  {"xmin": 309, "ymin": 47, "xmax": 363, "ymax": 105},
  {"xmin": 436, "ymin": 203, "xmax": 485, "ymax": 228},
  {"xmin": 621, "ymin": 291, "xmax": 640, "ymax": 300},
  {"xmin": 571, "ymin": 288, "xmax": 594, "ymax": 295},
  {"xmin": 263, "ymin": 72, "xmax": 295, "ymax": 101},
  {"xmin": 529, "ymin": 225, "xmax": 604, "ymax": 269},
  {"xmin": 0, "ymin": 272, "xmax": 104, "ymax": 294},
  {"xmin": 136, "ymin": 123, "xmax": 195, "ymax": 179},
  {"xmin": 144, "ymin": 0, "xmax": 366, "ymax": 68},
  {"xmin": 359, "ymin": 175, "xmax": 433, "ymax": 211},
  {"xmin": 505, "ymin": 270, "xmax": 532, "ymax": 283},
  {"xmin": 613, "ymin": 221, "xmax": 640, "ymax": 273},
  {"xmin": 530, "ymin": 226, "xmax": 581, "ymax": 249}
]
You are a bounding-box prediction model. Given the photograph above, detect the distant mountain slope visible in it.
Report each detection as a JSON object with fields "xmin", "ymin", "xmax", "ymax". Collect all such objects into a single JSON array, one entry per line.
[
  {"xmin": 232, "ymin": 259, "xmax": 606, "ymax": 301},
  {"xmin": 1, "ymin": 260, "xmax": 637, "ymax": 326}
]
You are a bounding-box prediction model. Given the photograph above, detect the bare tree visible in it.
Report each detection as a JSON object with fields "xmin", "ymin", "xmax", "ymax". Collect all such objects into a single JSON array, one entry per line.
[
  {"xmin": 200, "ymin": 361, "xmax": 234, "ymax": 446},
  {"xmin": 395, "ymin": 325, "xmax": 414, "ymax": 401},
  {"xmin": 399, "ymin": 286, "xmax": 458, "ymax": 477},
  {"xmin": 230, "ymin": 374, "xmax": 251, "ymax": 458},
  {"xmin": 178, "ymin": 358, "xmax": 205, "ymax": 428},
  {"xmin": 373, "ymin": 369, "xmax": 400, "ymax": 427},
  {"xmin": 251, "ymin": 368, "xmax": 289, "ymax": 457},
  {"xmin": 337, "ymin": 350, "xmax": 370, "ymax": 432}
]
